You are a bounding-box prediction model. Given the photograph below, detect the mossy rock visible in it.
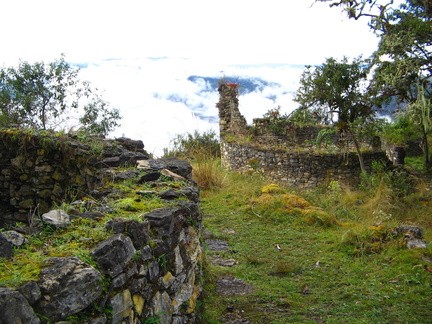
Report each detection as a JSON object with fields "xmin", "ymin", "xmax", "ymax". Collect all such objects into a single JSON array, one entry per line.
[{"xmin": 260, "ymin": 184, "xmax": 285, "ymax": 194}]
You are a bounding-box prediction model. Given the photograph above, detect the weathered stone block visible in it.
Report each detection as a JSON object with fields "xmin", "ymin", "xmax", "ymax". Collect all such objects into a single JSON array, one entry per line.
[
  {"xmin": 144, "ymin": 207, "xmax": 179, "ymax": 238},
  {"xmin": 111, "ymin": 289, "xmax": 133, "ymax": 324},
  {"xmin": 138, "ymin": 158, "xmax": 192, "ymax": 180},
  {"xmin": 0, "ymin": 288, "xmax": 40, "ymax": 324},
  {"xmin": 17, "ymin": 280, "xmax": 41, "ymax": 305},
  {"xmin": 151, "ymin": 291, "xmax": 174, "ymax": 324},
  {"xmin": 140, "ymin": 245, "xmax": 153, "ymax": 262},
  {"xmin": 0, "ymin": 235, "xmax": 13, "ymax": 258},
  {"xmin": 133, "ymin": 293, "xmax": 145, "ymax": 315},
  {"xmin": 106, "ymin": 218, "xmax": 150, "ymax": 249},
  {"xmin": 1, "ymin": 230, "xmax": 28, "ymax": 247},
  {"xmin": 35, "ymin": 257, "xmax": 103, "ymax": 322},
  {"xmin": 91, "ymin": 234, "xmax": 136, "ymax": 278},
  {"xmin": 148, "ymin": 261, "xmax": 160, "ymax": 282},
  {"xmin": 52, "ymin": 169, "xmax": 65, "ymax": 181},
  {"xmin": 19, "ymin": 198, "xmax": 34, "ymax": 209},
  {"xmin": 35, "ymin": 165, "xmax": 53, "ymax": 173},
  {"xmin": 138, "ymin": 171, "xmax": 161, "ymax": 183},
  {"xmin": 42, "ymin": 209, "xmax": 70, "ymax": 228}
]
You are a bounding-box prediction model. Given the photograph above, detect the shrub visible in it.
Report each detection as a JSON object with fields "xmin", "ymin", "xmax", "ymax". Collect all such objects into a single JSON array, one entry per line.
[
  {"xmin": 360, "ymin": 161, "xmax": 417, "ymax": 198},
  {"xmin": 164, "ymin": 130, "xmax": 224, "ymax": 190},
  {"xmin": 163, "ymin": 130, "xmax": 220, "ymax": 161},
  {"xmin": 340, "ymin": 224, "xmax": 392, "ymax": 256},
  {"xmin": 251, "ymin": 187, "xmax": 339, "ymax": 226}
]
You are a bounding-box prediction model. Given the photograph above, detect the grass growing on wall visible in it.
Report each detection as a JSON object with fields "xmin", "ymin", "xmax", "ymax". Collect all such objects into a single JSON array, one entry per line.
[{"xmin": 0, "ymin": 168, "xmax": 183, "ymax": 288}]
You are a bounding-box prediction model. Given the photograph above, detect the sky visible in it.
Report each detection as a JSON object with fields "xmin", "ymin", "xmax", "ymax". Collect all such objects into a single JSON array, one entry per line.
[{"xmin": 1, "ymin": 0, "xmax": 380, "ymax": 156}]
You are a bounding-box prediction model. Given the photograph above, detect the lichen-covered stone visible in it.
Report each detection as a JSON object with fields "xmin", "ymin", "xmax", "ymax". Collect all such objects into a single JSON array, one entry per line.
[
  {"xmin": 133, "ymin": 293, "xmax": 145, "ymax": 315},
  {"xmin": 0, "ymin": 288, "xmax": 40, "ymax": 324},
  {"xmin": 159, "ymin": 271, "xmax": 175, "ymax": 289},
  {"xmin": 137, "ymin": 158, "xmax": 193, "ymax": 180},
  {"xmin": 42, "ymin": 209, "xmax": 70, "ymax": 228},
  {"xmin": 1, "ymin": 230, "xmax": 28, "ymax": 247},
  {"xmin": 110, "ymin": 289, "xmax": 133, "ymax": 324},
  {"xmin": 0, "ymin": 234, "xmax": 13, "ymax": 258},
  {"xmin": 106, "ymin": 218, "xmax": 150, "ymax": 249},
  {"xmin": 17, "ymin": 280, "xmax": 41, "ymax": 305},
  {"xmin": 19, "ymin": 198, "xmax": 34, "ymax": 208},
  {"xmin": 91, "ymin": 234, "xmax": 136, "ymax": 278},
  {"xmin": 151, "ymin": 291, "xmax": 174, "ymax": 324},
  {"xmin": 144, "ymin": 206, "xmax": 179, "ymax": 238},
  {"xmin": 187, "ymin": 285, "xmax": 201, "ymax": 314},
  {"xmin": 35, "ymin": 257, "xmax": 102, "ymax": 322}
]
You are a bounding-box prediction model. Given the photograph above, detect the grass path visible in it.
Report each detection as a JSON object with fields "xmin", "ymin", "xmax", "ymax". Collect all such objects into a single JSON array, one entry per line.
[{"xmin": 200, "ymin": 176, "xmax": 432, "ymax": 323}]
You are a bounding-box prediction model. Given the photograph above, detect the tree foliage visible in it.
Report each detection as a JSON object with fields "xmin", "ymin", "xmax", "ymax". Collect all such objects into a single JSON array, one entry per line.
[
  {"xmin": 317, "ymin": 0, "xmax": 432, "ymax": 167},
  {"xmin": 0, "ymin": 55, "xmax": 121, "ymax": 136},
  {"xmin": 294, "ymin": 56, "xmax": 376, "ymax": 172},
  {"xmin": 294, "ymin": 57, "xmax": 372, "ymax": 127}
]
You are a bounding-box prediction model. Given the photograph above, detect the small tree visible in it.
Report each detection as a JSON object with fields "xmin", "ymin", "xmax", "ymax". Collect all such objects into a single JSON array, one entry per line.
[
  {"xmin": 0, "ymin": 55, "xmax": 121, "ymax": 136},
  {"xmin": 294, "ymin": 56, "xmax": 375, "ymax": 172},
  {"xmin": 317, "ymin": 0, "xmax": 432, "ymax": 167},
  {"xmin": 79, "ymin": 96, "xmax": 122, "ymax": 137}
]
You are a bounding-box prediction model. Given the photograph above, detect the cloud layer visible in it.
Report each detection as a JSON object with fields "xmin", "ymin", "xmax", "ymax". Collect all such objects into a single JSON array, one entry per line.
[{"xmin": 76, "ymin": 57, "xmax": 305, "ymax": 156}]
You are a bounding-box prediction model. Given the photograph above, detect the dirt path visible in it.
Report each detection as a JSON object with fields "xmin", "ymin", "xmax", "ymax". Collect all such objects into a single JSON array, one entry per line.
[{"xmin": 204, "ymin": 234, "xmax": 293, "ymax": 323}]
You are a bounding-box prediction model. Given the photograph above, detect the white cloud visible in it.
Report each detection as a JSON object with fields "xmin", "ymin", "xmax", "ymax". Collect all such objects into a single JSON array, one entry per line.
[{"xmin": 74, "ymin": 57, "xmax": 307, "ymax": 156}]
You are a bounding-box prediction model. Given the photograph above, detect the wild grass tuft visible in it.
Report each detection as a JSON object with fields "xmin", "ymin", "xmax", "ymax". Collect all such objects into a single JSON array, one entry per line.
[
  {"xmin": 162, "ymin": 130, "xmax": 226, "ymax": 190},
  {"xmin": 192, "ymin": 159, "xmax": 226, "ymax": 190}
]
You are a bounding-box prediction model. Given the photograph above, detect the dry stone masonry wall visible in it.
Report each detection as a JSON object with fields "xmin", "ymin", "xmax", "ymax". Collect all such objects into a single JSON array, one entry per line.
[
  {"xmin": 0, "ymin": 129, "xmax": 204, "ymax": 324},
  {"xmin": 221, "ymin": 142, "xmax": 388, "ymax": 188},
  {"xmin": 0, "ymin": 130, "xmax": 148, "ymax": 227},
  {"xmin": 216, "ymin": 83, "xmax": 248, "ymax": 139},
  {"xmin": 216, "ymin": 83, "xmax": 391, "ymax": 188}
]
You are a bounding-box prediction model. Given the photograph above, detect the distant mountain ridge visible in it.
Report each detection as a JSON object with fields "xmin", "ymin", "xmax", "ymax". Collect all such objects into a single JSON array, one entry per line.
[{"xmin": 187, "ymin": 75, "xmax": 280, "ymax": 95}]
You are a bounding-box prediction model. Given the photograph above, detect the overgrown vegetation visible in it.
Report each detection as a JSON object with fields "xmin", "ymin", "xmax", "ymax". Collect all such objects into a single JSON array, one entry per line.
[
  {"xmin": 196, "ymin": 149, "xmax": 432, "ymax": 322},
  {"xmin": 315, "ymin": 0, "xmax": 432, "ymax": 168},
  {"xmin": 0, "ymin": 127, "xmax": 431, "ymax": 322},
  {"xmin": 163, "ymin": 130, "xmax": 225, "ymax": 190},
  {"xmin": 0, "ymin": 167, "xmax": 179, "ymax": 289}
]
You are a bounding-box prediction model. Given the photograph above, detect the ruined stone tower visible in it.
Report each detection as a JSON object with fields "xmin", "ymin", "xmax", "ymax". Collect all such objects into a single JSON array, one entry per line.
[{"xmin": 216, "ymin": 82, "xmax": 247, "ymax": 139}]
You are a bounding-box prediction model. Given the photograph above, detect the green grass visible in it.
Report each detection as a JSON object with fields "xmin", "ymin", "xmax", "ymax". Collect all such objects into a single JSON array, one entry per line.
[
  {"xmin": 201, "ymin": 172, "xmax": 432, "ymax": 323},
  {"xmin": 405, "ymin": 156, "xmax": 427, "ymax": 172}
]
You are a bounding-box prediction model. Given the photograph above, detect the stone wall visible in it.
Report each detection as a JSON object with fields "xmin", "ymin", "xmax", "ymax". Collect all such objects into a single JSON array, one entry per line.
[
  {"xmin": 221, "ymin": 142, "xmax": 389, "ymax": 188},
  {"xmin": 0, "ymin": 129, "xmax": 148, "ymax": 227},
  {"xmin": 0, "ymin": 129, "xmax": 204, "ymax": 324},
  {"xmin": 216, "ymin": 82, "xmax": 391, "ymax": 188},
  {"xmin": 216, "ymin": 83, "xmax": 248, "ymax": 139}
]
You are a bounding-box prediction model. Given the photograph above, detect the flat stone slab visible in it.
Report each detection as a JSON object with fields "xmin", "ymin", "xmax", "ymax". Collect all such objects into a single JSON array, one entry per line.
[
  {"xmin": 205, "ymin": 239, "xmax": 232, "ymax": 252},
  {"xmin": 208, "ymin": 255, "xmax": 237, "ymax": 267},
  {"xmin": 216, "ymin": 276, "xmax": 254, "ymax": 296}
]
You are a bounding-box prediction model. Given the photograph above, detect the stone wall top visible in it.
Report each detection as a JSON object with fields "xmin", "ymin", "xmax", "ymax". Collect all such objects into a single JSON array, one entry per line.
[{"xmin": 0, "ymin": 129, "xmax": 149, "ymax": 226}]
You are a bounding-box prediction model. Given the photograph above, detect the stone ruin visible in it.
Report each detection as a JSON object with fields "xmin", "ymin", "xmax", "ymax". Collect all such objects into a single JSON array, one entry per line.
[
  {"xmin": 0, "ymin": 129, "xmax": 204, "ymax": 324},
  {"xmin": 216, "ymin": 82, "xmax": 391, "ymax": 188}
]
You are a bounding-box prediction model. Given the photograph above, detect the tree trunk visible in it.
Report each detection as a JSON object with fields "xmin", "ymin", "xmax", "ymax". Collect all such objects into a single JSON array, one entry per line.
[
  {"xmin": 420, "ymin": 125, "xmax": 430, "ymax": 169},
  {"xmin": 348, "ymin": 129, "xmax": 366, "ymax": 174}
]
